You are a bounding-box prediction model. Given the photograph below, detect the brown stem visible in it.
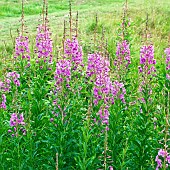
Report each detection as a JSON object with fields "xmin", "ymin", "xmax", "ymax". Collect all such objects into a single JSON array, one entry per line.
[
  {"xmin": 145, "ymin": 13, "xmax": 149, "ymax": 45},
  {"xmin": 21, "ymin": 0, "xmax": 24, "ymax": 36},
  {"xmin": 104, "ymin": 129, "xmax": 108, "ymax": 170},
  {"xmin": 94, "ymin": 14, "xmax": 98, "ymax": 46},
  {"xmin": 76, "ymin": 11, "xmax": 79, "ymax": 38},
  {"xmin": 56, "ymin": 153, "xmax": 58, "ymax": 170},
  {"xmin": 42, "ymin": 0, "xmax": 46, "ymax": 26},
  {"xmin": 62, "ymin": 20, "xmax": 66, "ymax": 54},
  {"xmin": 45, "ymin": 1, "xmax": 48, "ymax": 29},
  {"xmin": 69, "ymin": 0, "xmax": 72, "ymax": 39}
]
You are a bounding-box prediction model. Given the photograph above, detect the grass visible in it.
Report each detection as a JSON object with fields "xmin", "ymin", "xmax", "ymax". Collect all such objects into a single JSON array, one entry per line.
[
  {"xmin": 0, "ymin": 0, "xmax": 168, "ymax": 78},
  {"xmin": 0, "ymin": 0, "xmax": 169, "ymax": 76},
  {"xmin": 0, "ymin": 0, "xmax": 169, "ymax": 47}
]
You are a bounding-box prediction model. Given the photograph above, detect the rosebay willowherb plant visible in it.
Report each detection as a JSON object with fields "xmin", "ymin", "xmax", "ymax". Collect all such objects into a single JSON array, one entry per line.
[
  {"xmin": 87, "ymin": 53, "xmax": 126, "ymax": 128},
  {"xmin": 35, "ymin": 0, "xmax": 53, "ymax": 70},
  {"xmin": 165, "ymin": 47, "xmax": 170, "ymax": 80},
  {"xmin": 14, "ymin": 36, "xmax": 31, "ymax": 67},
  {"xmin": 8, "ymin": 113, "xmax": 26, "ymax": 137},
  {"xmin": 0, "ymin": 71, "xmax": 20, "ymax": 110},
  {"xmin": 155, "ymin": 149, "xmax": 170, "ymax": 170},
  {"xmin": 114, "ymin": 40, "xmax": 131, "ymax": 81},
  {"xmin": 86, "ymin": 51, "xmax": 126, "ymax": 169},
  {"xmin": 129, "ymin": 42, "xmax": 158, "ymax": 169},
  {"xmin": 155, "ymin": 46, "xmax": 170, "ymax": 170},
  {"xmin": 64, "ymin": 37, "xmax": 83, "ymax": 71},
  {"xmin": 35, "ymin": 24, "xmax": 53, "ymax": 69},
  {"xmin": 138, "ymin": 44, "xmax": 156, "ymax": 102},
  {"xmin": 14, "ymin": 0, "xmax": 31, "ymax": 70},
  {"xmin": 0, "ymin": 93, "xmax": 6, "ymax": 109},
  {"xmin": 114, "ymin": 0, "xmax": 131, "ymax": 82}
]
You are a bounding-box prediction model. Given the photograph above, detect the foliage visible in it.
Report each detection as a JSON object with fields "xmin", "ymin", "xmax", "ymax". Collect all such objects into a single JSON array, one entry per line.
[{"xmin": 0, "ymin": 0, "xmax": 170, "ymax": 170}]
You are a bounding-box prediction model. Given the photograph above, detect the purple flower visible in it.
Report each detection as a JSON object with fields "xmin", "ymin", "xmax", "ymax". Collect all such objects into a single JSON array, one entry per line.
[
  {"xmin": 6, "ymin": 72, "xmax": 21, "ymax": 87},
  {"xmin": 9, "ymin": 113, "xmax": 26, "ymax": 136},
  {"xmin": 64, "ymin": 37, "xmax": 83, "ymax": 70},
  {"xmin": 158, "ymin": 149, "xmax": 168, "ymax": 157},
  {"xmin": 155, "ymin": 155, "xmax": 162, "ymax": 170},
  {"xmin": 167, "ymin": 155, "xmax": 170, "ymax": 164},
  {"xmin": 140, "ymin": 45, "xmax": 155, "ymax": 65},
  {"xmin": 8, "ymin": 130, "xmax": 12, "ymax": 133},
  {"xmin": 115, "ymin": 40, "xmax": 131, "ymax": 71},
  {"xmin": 110, "ymin": 166, "xmax": 113, "ymax": 170},
  {"xmin": 139, "ymin": 45, "xmax": 156, "ymax": 100},
  {"xmin": 155, "ymin": 149, "xmax": 170, "ymax": 170},
  {"xmin": 54, "ymin": 59, "xmax": 71, "ymax": 91},
  {"xmin": 0, "ymin": 94, "xmax": 6, "ymax": 110},
  {"xmin": 87, "ymin": 53, "xmax": 126, "ymax": 130},
  {"xmin": 50, "ymin": 118, "xmax": 54, "ymax": 122},
  {"xmin": 15, "ymin": 35, "xmax": 30, "ymax": 67},
  {"xmin": 35, "ymin": 24, "xmax": 53, "ymax": 67},
  {"xmin": 165, "ymin": 47, "xmax": 170, "ymax": 80}
]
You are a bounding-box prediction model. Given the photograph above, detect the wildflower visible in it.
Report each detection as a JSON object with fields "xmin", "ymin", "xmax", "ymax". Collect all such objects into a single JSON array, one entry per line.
[
  {"xmin": 50, "ymin": 118, "xmax": 54, "ymax": 122},
  {"xmin": 54, "ymin": 59, "xmax": 71, "ymax": 91},
  {"xmin": 9, "ymin": 113, "xmax": 26, "ymax": 136},
  {"xmin": 158, "ymin": 149, "xmax": 168, "ymax": 157},
  {"xmin": 140, "ymin": 45, "xmax": 155, "ymax": 65},
  {"xmin": 0, "ymin": 94, "xmax": 6, "ymax": 109},
  {"xmin": 14, "ymin": 35, "xmax": 30, "ymax": 67},
  {"xmin": 87, "ymin": 53, "xmax": 126, "ymax": 130},
  {"xmin": 110, "ymin": 166, "xmax": 113, "ymax": 170},
  {"xmin": 165, "ymin": 47, "xmax": 170, "ymax": 80},
  {"xmin": 138, "ymin": 45, "xmax": 156, "ymax": 101},
  {"xmin": 115, "ymin": 40, "xmax": 131, "ymax": 69},
  {"xmin": 167, "ymin": 155, "xmax": 170, "ymax": 164},
  {"xmin": 35, "ymin": 24, "xmax": 53, "ymax": 67},
  {"xmin": 139, "ymin": 45, "xmax": 156, "ymax": 77},
  {"xmin": 6, "ymin": 72, "xmax": 20, "ymax": 87},
  {"xmin": 155, "ymin": 149, "xmax": 170, "ymax": 170},
  {"xmin": 64, "ymin": 37, "xmax": 83, "ymax": 70},
  {"xmin": 155, "ymin": 155, "xmax": 162, "ymax": 170},
  {"xmin": 10, "ymin": 113, "xmax": 25, "ymax": 126}
]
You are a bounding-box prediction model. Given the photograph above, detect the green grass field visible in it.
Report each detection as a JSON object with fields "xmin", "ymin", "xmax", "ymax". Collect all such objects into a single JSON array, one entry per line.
[
  {"xmin": 0, "ymin": 0, "xmax": 169, "ymax": 76},
  {"xmin": 0, "ymin": 0, "xmax": 169, "ymax": 44},
  {"xmin": 0, "ymin": 1, "xmax": 170, "ymax": 169}
]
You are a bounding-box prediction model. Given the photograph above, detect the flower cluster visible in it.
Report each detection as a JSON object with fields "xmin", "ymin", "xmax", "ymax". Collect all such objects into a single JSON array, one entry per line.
[
  {"xmin": 52, "ymin": 37, "xmax": 83, "ymax": 122},
  {"xmin": 35, "ymin": 24, "xmax": 53, "ymax": 68},
  {"xmin": 87, "ymin": 53, "xmax": 126, "ymax": 130},
  {"xmin": 138, "ymin": 45, "xmax": 156, "ymax": 101},
  {"xmin": 112, "ymin": 81, "xmax": 126, "ymax": 104},
  {"xmin": 0, "ymin": 94, "xmax": 6, "ymax": 109},
  {"xmin": 138, "ymin": 45, "xmax": 156, "ymax": 75},
  {"xmin": 114, "ymin": 40, "xmax": 131, "ymax": 70},
  {"xmin": 87, "ymin": 53, "xmax": 105, "ymax": 77},
  {"xmin": 165, "ymin": 47, "xmax": 170, "ymax": 80},
  {"xmin": 1, "ymin": 79, "xmax": 10, "ymax": 92},
  {"xmin": 87, "ymin": 54, "xmax": 126, "ymax": 105},
  {"xmin": 54, "ymin": 59, "xmax": 71, "ymax": 91},
  {"xmin": 0, "ymin": 80, "xmax": 7, "ymax": 110},
  {"xmin": 155, "ymin": 149, "xmax": 170, "ymax": 170},
  {"xmin": 6, "ymin": 72, "xmax": 20, "ymax": 87},
  {"xmin": 64, "ymin": 37, "xmax": 83, "ymax": 71},
  {"xmin": 0, "ymin": 72, "xmax": 20, "ymax": 110},
  {"xmin": 97, "ymin": 105, "xmax": 110, "ymax": 130},
  {"xmin": 94, "ymin": 80, "xmax": 126, "ymax": 130},
  {"xmin": 8, "ymin": 113, "xmax": 26, "ymax": 137},
  {"xmin": 14, "ymin": 35, "xmax": 30, "ymax": 67}
]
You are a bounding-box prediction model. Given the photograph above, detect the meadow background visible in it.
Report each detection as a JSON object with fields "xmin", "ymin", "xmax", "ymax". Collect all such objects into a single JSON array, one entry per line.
[{"xmin": 0, "ymin": 0, "xmax": 170, "ymax": 169}]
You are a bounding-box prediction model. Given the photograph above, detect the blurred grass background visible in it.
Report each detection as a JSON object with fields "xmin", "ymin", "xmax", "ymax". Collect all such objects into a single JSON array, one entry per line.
[{"xmin": 0, "ymin": 0, "xmax": 169, "ymax": 75}]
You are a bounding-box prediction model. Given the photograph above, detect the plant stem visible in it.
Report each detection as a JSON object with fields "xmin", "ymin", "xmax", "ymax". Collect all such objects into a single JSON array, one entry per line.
[{"xmin": 104, "ymin": 129, "xmax": 108, "ymax": 170}]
